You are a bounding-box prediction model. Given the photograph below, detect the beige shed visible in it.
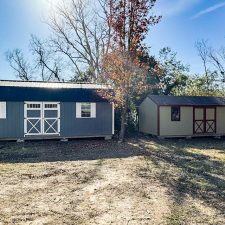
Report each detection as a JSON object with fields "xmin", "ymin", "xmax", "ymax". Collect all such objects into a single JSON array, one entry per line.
[{"xmin": 139, "ymin": 95, "xmax": 225, "ymax": 138}]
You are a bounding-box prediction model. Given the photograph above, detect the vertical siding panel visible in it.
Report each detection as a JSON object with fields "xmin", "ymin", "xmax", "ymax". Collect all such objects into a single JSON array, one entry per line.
[
  {"xmin": 160, "ymin": 106, "xmax": 193, "ymax": 136},
  {"xmin": 0, "ymin": 102, "xmax": 24, "ymax": 139},
  {"xmin": 60, "ymin": 102, "xmax": 112, "ymax": 137},
  {"xmin": 139, "ymin": 98, "xmax": 158, "ymax": 135},
  {"xmin": 216, "ymin": 107, "xmax": 225, "ymax": 134},
  {"xmin": 0, "ymin": 101, "xmax": 112, "ymax": 139},
  {"xmin": 20, "ymin": 102, "xmax": 24, "ymax": 137}
]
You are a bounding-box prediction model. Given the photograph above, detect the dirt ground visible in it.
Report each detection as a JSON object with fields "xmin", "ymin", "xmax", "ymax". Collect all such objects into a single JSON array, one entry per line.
[{"xmin": 0, "ymin": 137, "xmax": 225, "ymax": 225}]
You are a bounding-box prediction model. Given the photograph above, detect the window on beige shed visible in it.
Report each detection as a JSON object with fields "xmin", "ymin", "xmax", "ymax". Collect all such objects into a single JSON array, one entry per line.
[{"xmin": 171, "ymin": 106, "xmax": 180, "ymax": 121}]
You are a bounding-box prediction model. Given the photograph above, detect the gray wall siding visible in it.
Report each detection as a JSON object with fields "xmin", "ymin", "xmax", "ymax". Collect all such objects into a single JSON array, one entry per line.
[
  {"xmin": 60, "ymin": 102, "xmax": 113, "ymax": 137},
  {"xmin": 0, "ymin": 102, "xmax": 113, "ymax": 140},
  {"xmin": 0, "ymin": 102, "xmax": 24, "ymax": 139}
]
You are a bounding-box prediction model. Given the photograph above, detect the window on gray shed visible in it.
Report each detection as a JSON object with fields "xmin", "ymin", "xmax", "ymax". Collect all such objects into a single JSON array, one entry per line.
[
  {"xmin": 81, "ymin": 103, "xmax": 91, "ymax": 118},
  {"xmin": 27, "ymin": 103, "xmax": 41, "ymax": 109},
  {"xmin": 76, "ymin": 103, "xmax": 96, "ymax": 118},
  {"xmin": 44, "ymin": 104, "xmax": 58, "ymax": 109}
]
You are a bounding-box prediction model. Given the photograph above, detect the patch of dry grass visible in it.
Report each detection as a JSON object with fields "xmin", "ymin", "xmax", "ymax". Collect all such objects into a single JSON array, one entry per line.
[
  {"xmin": 0, "ymin": 138, "xmax": 225, "ymax": 224},
  {"xmin": 140, "ymin": 138, "xmax": 225, "ymax": 224}
]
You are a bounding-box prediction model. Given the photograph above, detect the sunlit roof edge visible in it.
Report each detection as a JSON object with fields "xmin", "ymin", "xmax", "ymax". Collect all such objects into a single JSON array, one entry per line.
[{"xmin": 0, "ymin": 80, "xmax": 110, "ymax": 89}]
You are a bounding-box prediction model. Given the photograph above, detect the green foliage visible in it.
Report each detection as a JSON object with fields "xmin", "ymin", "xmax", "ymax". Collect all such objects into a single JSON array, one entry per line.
[
  {"xmin": 157, "ymin": 47, "xmax": 189, "ymax": 95},
  {"xmin": 71, "ymin": 67, "xmax": 95, "ymax": 83},
  {"xmin": 178, "ymin": 73, "xmax": 225, "ymax": 96},
  {"xmin": 141, "ymin": 47, "xmax": 189, "ymax": 96},
  {"xmin": 114, "ymin": 104, "xmax": 139, "ymax": 136},
  {"xmin": 129, "ymin": 48, "xmax": 190, "ymax": 135}
]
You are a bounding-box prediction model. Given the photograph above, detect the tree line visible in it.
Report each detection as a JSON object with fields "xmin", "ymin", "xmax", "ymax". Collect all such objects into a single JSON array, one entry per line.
[{"xmin": 6, "ymin": 0, "xmax": 225, "ymax": 141}]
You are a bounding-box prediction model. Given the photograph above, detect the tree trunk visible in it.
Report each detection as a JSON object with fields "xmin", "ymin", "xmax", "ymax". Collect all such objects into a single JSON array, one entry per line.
[{"xmin": 119, "ymin": 105, "xmax": 127, "ymax": 142}]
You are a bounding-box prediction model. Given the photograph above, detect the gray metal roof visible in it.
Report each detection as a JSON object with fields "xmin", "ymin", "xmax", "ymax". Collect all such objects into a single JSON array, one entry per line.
[{"xmin": 148, "ymin": 95, "xmax": 225, "ymax": 106}]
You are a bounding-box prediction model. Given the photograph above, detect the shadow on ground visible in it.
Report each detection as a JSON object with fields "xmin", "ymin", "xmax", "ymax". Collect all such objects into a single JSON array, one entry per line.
[
  {"xmin": 0, "ymin": 138, "xmax": 145, "ymax": 163},
  {"xmin": 0, "ymin": 137, "xmax": 225, "ymax": 216},
  {"xmin": 137, "ymin": 138, "xmax": 225, "ymax": 216}
]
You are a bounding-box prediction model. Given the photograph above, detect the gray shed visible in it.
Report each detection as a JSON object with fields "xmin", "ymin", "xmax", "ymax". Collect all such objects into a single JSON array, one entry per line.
[
  {"xmin": 139, "ymin": 95, "xmax": 225, "ymax": 138},
  {"xmin": 0, "ymin": 80, "xmax": 114, "ymax": 140}
]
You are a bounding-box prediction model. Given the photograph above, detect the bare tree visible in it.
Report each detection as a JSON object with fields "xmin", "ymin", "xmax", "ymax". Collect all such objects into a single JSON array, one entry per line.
[
  {"xmin": 6, "ymin": 49, "xmax": 32, "ymax": 81},
  {"xmin": 30, "ymin": 35, "xmax": 62, "ymax": 81},
  {"xmin": 208, "ymin": 47, "xmax": 225, "ymax": 76},
  {"xmin": 196, "ymin": 40, "xmax": 209, "ymax": 76},
  {"xmin": 6, "ymin": 36, "xmax": 63, "ymax": 82},
  {"xmin": 195, "ymin": 40, "xmax": 211, "ymax": 92},
  {"xmin": 47, "ymin": 0, "xmax": 110, "ymax": 82},
  {"xmin": 195, "ymin": 39, "xmax": 225, "ymax": 93},
  {"xmin": 98, "ymin": 0, "xmax": 113, "ymax": 55},
  {"xmin": 6, "ymin": 0, "xmax": 110, "ymax": 82},
  {"xmin": 196, "ymin": 40, "xmax": 225, "ymax": 81}
]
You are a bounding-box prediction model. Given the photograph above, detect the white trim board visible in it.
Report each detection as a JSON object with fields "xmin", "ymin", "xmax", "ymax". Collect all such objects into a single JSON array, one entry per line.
[
  {"xmin": 0, "ymin": 102, "xmax": 6, "ymax": 119},
  {"xmin": 0, "ymin": 80, "xmax": 110, "ymax": 89},
  {"xmin": 112, "ymin": 102, "xmax": 115, "ymax": 135}
]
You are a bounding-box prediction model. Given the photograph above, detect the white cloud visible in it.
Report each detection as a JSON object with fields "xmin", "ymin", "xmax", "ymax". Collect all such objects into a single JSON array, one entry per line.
[
  {"xmin": 191, "ymin": 2, "xmax": 225, "ymax": 19},
  {"xmin": 154, "ymin": 0, "xmax": 201, "ymax": 17}
]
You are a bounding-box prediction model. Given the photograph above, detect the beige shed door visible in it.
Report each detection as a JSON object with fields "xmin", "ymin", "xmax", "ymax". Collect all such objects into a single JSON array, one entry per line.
[
  {"xmin": 205, "ymin": 108, "xmax": 216, "ymax": 133},
  {"xmin": 194, "ymin": 107, "xmax": 216, "ymax": 134},
  {"xmin": 194, "ymin": 108, "xmax": 204, "ymax": 133}
]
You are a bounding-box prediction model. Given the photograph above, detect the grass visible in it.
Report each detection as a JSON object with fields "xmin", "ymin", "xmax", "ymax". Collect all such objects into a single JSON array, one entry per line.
[
  {"xmin": 163, "ymin": 204, "xmax": 222, "ymax": 225},
  {"xmin": 139, "ymin": 138, "xmax": 225, "ymax": 224},
  {"xmin": 0, "ymin": 138, "xmax": 225, "ymax": 224}
]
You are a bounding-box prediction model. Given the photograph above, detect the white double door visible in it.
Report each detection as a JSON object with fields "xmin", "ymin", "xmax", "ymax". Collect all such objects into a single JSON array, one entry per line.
[{"xmin": 24, "ymin": 102, "xmax": 60, "ymax": 136}]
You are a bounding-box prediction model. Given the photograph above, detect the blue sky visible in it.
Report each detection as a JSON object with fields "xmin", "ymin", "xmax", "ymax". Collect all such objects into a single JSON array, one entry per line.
[{"xmin": 0, "ymin": 0, "xmax": 225, "ymax": 80}]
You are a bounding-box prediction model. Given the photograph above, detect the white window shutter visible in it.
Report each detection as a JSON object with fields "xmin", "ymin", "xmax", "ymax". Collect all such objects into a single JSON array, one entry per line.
[
  {"xmin": 76, "ymin": 103, "xmax": 81, "ymax": 118},
  {"xmin": 91, "ymin": 103, "xmax": 96, "ymax": 118},
  {"xmin": 0, "ymin": 102, "xmax": 6, "ymax": 119}
]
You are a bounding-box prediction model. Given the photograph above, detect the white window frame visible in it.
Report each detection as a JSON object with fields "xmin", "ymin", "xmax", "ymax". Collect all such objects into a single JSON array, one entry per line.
[
  {"xmin": 26, "ymin": 103, "xmax": 41, "ymax": 109},
  {"xmin": 112, "ymin": 102, "xmax": 115, "ymax": 135},
  {"xmin": 0, "ymin": 102, "xmax": 6, "ymax": 119},
  {"xmin": 44, "ymin": 103, "xmax": 59, "ymax": 110},
  {"xmin": 76, "ymin": 102, "xmax": 96, "ymax": 118}
]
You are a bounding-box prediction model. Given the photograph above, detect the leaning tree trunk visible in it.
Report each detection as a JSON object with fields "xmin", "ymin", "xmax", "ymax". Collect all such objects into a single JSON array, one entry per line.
[{"xmin": 119, "ymin": 105, "xmax": 128, "ymax": 142}]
